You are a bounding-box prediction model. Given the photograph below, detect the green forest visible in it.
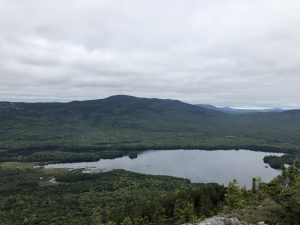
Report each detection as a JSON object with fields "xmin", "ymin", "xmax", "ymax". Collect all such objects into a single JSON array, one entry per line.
[
  {"xmin": 1, "ymin": 96, "xmax": 300, "ymax": 153},
  {"xmin": 0, "ymin": 162, "xmax": 299, "ymax": 225},
  {"xmin": 1, "ymin": 96, "xmax": 300, "ymax": 225},
  {"xmin": 1, "ymin": 96, "xmax": 300, "ymax": 168},
  {"xmin": 1, "ymin": 0, "xmax": 300, "ymax": 223}
]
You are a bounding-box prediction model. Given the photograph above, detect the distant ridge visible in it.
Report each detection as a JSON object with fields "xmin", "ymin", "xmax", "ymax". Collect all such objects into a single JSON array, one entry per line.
[
  {"xmin": 0, "ymin": 95, "xmax": 299, "ymax": 152},
  {"xmin": 196, "ymin": 104, "xmax": 285, "ymax": 114},
  {"xmin": 0, "ymin": 95, "xmax": 221, "ymax": 115}
]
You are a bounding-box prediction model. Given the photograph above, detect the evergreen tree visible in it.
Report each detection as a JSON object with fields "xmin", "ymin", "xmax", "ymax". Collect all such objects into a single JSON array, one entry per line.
[
  {"xmin": 225, "ymin": 179, "xmax": 244, "ymax": 209},
  {"xmin": 92, "ymin": 208, "xmax": 102, "ymax": 225},
  {"xmin": 121, "ymin": 217, "xmax": 132, "ymax": 225},
  {"xmin": 173, "ymin": 200, "xmax": 196, "ymax": 224},
  {"xmin": 152, "ymin": 200, "xmax": 167, "ymax": 225}
]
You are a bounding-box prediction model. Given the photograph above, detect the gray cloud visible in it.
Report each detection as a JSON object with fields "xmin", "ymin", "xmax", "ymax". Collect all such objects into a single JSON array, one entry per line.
[{"xmin": 0, "ymin": 0, "xmax": 300, "ymax": 108}]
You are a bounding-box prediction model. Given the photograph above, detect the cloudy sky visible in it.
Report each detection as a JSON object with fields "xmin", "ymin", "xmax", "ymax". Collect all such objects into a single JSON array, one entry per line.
[{"xmin": 0, "ymin": 0, "xmax": 300, "ymax": 108}]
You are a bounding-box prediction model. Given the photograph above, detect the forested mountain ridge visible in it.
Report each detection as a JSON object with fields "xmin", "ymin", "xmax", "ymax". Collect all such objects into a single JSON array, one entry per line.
[
  {"xmin": 1, "ymin": 96, "xmax": 300, "ymax": 225},
  {"xmin": 0, "ymin": 95, "xmax": 218, "ymax": 115},
  {"xmin": 0, "ymin": 95, "xmax": 300, "ymax": 153}
]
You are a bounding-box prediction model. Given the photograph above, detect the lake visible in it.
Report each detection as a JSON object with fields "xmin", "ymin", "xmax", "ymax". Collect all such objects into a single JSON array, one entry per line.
[{"xmin": 46, "ymin": 149, "xmax": 282, "ymax": 187}]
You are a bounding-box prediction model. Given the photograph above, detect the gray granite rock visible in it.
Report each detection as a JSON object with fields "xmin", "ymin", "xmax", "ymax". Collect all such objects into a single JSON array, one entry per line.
[{"xmin": 183, "ymin": 216, "xmax": 246, "ymax": 225}]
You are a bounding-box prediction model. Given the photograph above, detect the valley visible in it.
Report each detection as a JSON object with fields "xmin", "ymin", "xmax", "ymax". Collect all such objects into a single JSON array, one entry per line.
[{"xmin": 1, "ymin": 96, "xmax": 299, "ymax": 225}]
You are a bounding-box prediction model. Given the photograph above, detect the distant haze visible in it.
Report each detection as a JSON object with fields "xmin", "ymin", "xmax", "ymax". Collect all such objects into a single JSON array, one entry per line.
[{"xmin": 0, "ymin": 0, "xmax": 300, "ymax": 108}]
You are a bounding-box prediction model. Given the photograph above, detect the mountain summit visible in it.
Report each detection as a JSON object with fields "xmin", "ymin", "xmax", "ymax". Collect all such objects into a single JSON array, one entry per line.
[{"xmin": 0, "ymin": 95, "xmax": 299, "ymax": 152}]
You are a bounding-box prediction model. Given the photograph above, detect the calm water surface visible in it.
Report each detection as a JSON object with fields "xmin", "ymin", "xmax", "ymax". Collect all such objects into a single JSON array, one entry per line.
[{"xmin": 46, "ymin": 150, "xmax": 282, "ymax": 187}]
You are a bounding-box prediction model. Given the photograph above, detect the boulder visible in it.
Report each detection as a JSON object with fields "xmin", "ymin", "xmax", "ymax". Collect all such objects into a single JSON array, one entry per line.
[{"xmin": 183, "ymin": 216, "xmax": 246, "ymax": 225}]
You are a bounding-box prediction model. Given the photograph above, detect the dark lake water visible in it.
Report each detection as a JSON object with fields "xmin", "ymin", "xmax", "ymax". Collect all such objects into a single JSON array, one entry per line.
[{"xmin": 46, "ymin": 150, "xmax": 282, "ymax": 187}]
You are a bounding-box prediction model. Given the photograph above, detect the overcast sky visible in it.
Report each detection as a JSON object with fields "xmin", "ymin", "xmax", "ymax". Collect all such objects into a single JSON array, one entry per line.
[{"xmin": 0, "ymin": 0, "xmax": 300, "ymax": 108}]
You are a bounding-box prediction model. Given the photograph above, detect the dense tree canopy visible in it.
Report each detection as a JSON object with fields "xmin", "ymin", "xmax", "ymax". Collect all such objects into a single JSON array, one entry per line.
[{"xmin": 1, "ymin": 161, "xmax": 299, "ymax": 225}]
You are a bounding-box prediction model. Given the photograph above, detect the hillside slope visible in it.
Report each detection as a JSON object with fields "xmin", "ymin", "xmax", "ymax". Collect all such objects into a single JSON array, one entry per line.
[{"xmin": 0, "ymin": 95, "xmax": 300, "ymax": 153}]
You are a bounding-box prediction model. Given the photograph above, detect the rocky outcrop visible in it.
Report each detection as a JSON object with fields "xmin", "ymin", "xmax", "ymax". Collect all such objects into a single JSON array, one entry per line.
[{"xmin": 183, "ymin": 216, "xmax": 246, "ymax": 225}]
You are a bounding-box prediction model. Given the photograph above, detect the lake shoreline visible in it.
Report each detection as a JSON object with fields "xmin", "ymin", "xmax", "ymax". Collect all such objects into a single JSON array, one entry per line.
[{"xmin": 45, "ymin": 149, "xmax": 283, "ymax": 188}]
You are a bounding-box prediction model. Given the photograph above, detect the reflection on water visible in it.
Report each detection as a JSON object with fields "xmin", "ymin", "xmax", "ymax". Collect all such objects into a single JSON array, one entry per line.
[{"xmin": 46, "ymin": 150, "xmax": 282, "ymax": 187}]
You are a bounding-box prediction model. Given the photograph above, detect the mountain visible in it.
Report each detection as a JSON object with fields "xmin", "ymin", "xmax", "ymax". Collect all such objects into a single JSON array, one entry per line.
[
  {"xmin": 0, "ymin": 95, "xmax": 300, "ymax": 153},
  {"xmin": 196, "ymin": 104, "xmax": 285, "ymax": 114}
]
